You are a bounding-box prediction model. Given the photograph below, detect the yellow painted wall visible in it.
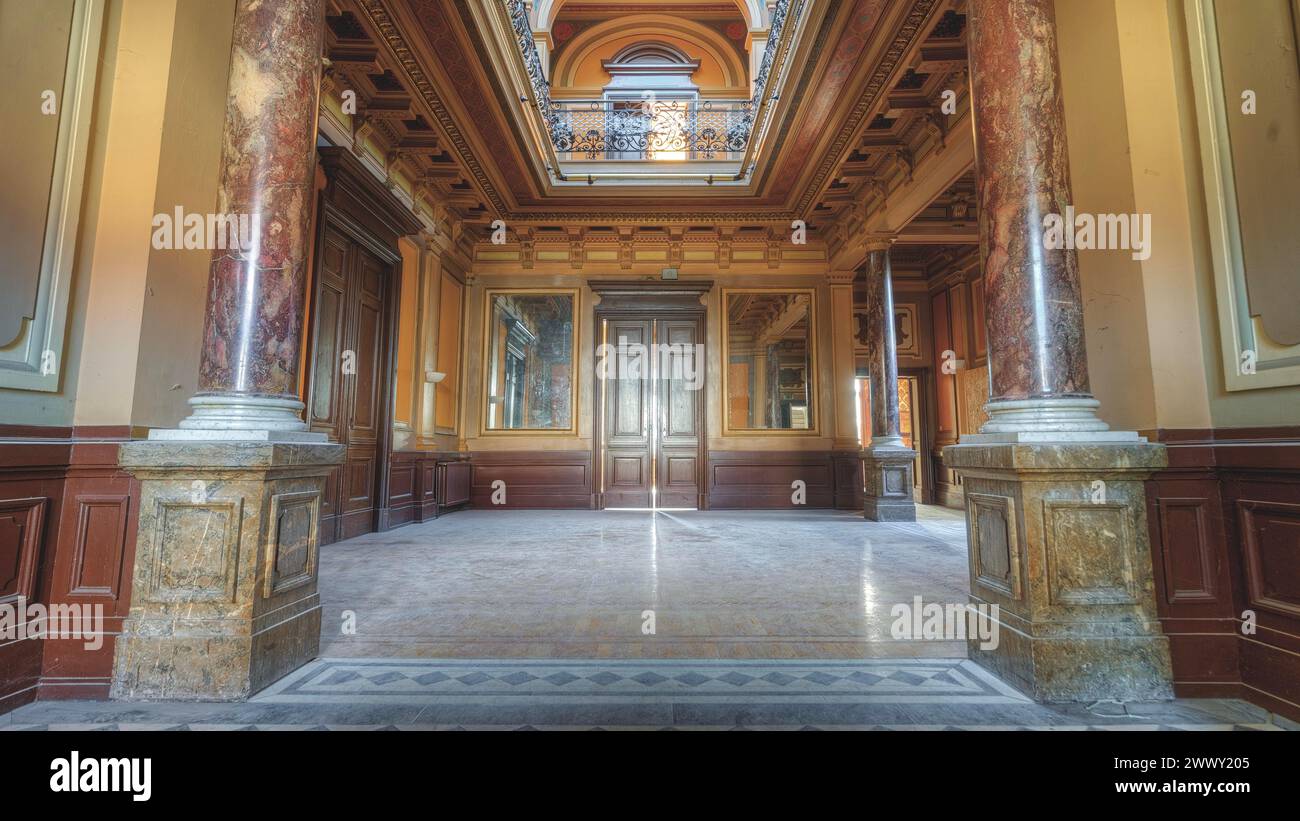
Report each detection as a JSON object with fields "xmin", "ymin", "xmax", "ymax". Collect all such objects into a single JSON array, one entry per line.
[
  {"xmin": 394, "ymin": 237, "xmax": 421, "ymax": 428},
  {"xmin": 1052, "ymin": 0, "xmax": 1300, "ymax": 431},
  {"xmin": 1054, "ymin": 0, "xmax": 1299, "ymax": 431},
  {"xmin": 435, "ymin": 270, "xmax": 464, "ymax": 439},
  {"xmin": 73, "ymin": 0, "xmax": 182, "ymax": 427},
  {"xmin": 0, "ymin": 0, "xmax": 236, "ymax": 429},
  {"xmin": 555, "ymin": 33, "xmax": 737, "ymax": 96},
  {"xmin": 132, "ymin": 0, "xmax": 236, "ymax": 428},
  {"xmin": 1054, "ymin": 0, "xmax": 1161, "ymax": 432}
]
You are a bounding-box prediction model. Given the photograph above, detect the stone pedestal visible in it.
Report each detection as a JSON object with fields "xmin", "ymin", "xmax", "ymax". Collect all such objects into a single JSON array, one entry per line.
[
  {"xmin": 944, "ymin": 440, "xmax": 1174, "ymax": 701},
  {"xmin": 111, "ymin": 440, "xmax": 343, "ymax": 701},
  {"xmin": 862, "ymin": 445, "xmax": 917, "ymax": 522}
]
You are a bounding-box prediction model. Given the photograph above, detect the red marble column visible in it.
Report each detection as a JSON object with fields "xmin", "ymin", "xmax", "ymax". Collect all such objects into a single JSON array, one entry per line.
[
  {"xmin": 862, "ymin": 241, "xmax": 903, "ymax": 447},
  {"xmin": 968, "ymin": 0, "xmax": 1101, "ymax": 431},
  {"xmin": 186, "ymin": 0, "xmax": 326, "ymax": 430}
]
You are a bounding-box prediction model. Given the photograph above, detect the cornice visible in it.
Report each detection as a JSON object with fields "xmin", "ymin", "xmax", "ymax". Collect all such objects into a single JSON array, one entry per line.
[
  {"xmin": 358, "ymin": 0, "xmax": 511, "ymax": 216},
  {"xmin": 792, "ymin": 0, "xmax": 941, "ymax": 217}
]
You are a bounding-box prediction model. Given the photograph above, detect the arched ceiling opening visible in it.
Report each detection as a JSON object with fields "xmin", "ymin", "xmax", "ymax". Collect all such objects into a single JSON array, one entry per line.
[
  {"xmin": 551, "ymin": 15, "xmax": 749, "ymax": 97},
  {"xmin": 536, "ymin": 0, "xmax": 764, "ymax": 32}
]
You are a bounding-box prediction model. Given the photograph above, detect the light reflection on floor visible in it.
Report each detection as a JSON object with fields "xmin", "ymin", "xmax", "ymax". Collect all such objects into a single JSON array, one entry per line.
[{"xmin": 317, "ymin": 506, "xmax": 970, "ymax": 660}]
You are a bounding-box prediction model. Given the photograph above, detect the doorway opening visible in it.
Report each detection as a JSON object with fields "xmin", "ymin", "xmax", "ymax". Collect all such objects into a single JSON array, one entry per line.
[{"xmin": 591, "ymin": 280, "xmax": 709, "ymax": 511}]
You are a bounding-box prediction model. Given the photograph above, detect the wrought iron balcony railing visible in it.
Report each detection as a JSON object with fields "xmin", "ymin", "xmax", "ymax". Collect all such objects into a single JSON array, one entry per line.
[
  {"xmin": 504, "ymin": 0, "xmax": 800, "ymax": 167},
  {"xmin": 551, "ymin": 99, "xmax": 751, "ymax": 161}
]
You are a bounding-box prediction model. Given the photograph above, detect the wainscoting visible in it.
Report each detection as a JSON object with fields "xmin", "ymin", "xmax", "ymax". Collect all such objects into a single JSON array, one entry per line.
[
  {"xmin": 707, "ymin": 450, "xmax": 863, "ymax": 510},
  {"xmin": 464, "ymin": 449, "xmax": 865, "ymax": 511},
  {"xmin": 0, "ymin": 427, "xmax": 139, "ymax": 711},
  {"xmin": 1145, "ymin": 428, "xmax": 1300, "ymax": 721},
  {"xmin": 470, "ymin": 450, "xmax": 595, "ymax": 509},
  {"xmin": 381, "ymin": 450, "xmax": 470, "ymax": 528}
]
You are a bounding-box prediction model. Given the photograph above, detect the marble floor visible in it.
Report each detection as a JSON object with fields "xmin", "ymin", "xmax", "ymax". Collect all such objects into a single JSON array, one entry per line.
[
  {"xmin": 8, "ymin": 507, "xmax": 1292, "ymax": 731},
  {"xmin": 317, "ymin": 506, "xmax": 972, "ymax": 659}
]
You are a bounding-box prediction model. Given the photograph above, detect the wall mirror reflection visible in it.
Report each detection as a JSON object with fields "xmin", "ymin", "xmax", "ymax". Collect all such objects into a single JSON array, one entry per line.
[
  {"xmin": 724, "ymin": 290, "xmax": 815, "ymax": 431},
  {"xmin": 483, "ymin": 290, "xmax": 577, "ymax": 431}
]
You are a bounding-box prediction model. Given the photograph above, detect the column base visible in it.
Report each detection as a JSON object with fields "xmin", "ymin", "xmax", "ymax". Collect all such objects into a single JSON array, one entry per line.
[
  {"xmin": 944, "ymin": 438, "xmax": 1174, "ymax": 702},
  {"xmin": 862, "ymin": 445, "xmax": 917, "ymax": 522},
  {"xmin": 967, "ymin": 611, "xmax": 1176, "ymax": 702},
  {"xmin": 977, "ymin": 394, "xmax": 1118, "ymax": 439},
  {"xmin": 111, "ymin": 439, "xmax": 344, "ymax": 701},
  {"xmin": 175, "ymin": 393, "xmax": 320, "ymax": 435}
]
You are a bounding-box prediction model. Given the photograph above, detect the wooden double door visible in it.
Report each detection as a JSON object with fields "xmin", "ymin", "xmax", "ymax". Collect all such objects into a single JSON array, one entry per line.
[
  {"xmin": 307, "ymin": 221, "xmax": 395, "ymax": 543},
  {"xmin": 599, "ymin": 315, "xmax": 704, "ymax": 509}
]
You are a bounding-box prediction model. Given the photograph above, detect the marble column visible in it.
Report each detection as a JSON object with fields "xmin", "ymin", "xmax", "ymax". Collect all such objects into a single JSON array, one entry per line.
[
  {"xmin": 966, "ymin": 0, "xmax": 1107, "ymax": 437},
  {"xmin": 860, "ymin": 239, "xmax": 916, "ymax": 522},
  {"xmin": 180, "ymin": 0, "xmax": 328, "ymax": 436},
  {"xmin": 863, "ymin": 242, "xmax": 903, "ymax": 448},
  {"xmin": 113, "ymin": 0, "xmax": 343, "ymax": 701},
  {"xmin": 942, "ymin": 0, "xmax": 1172, "ymax": 701}
]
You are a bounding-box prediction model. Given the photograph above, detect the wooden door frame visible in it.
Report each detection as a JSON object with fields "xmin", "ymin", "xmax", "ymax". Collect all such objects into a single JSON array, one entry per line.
[
  {"xmin": 590, "ymin": 280, "xmax": 712, "ymax": 510},
  {"xmin": 305, "ymin": 148, "xmax": 423, "ymax": 537}
]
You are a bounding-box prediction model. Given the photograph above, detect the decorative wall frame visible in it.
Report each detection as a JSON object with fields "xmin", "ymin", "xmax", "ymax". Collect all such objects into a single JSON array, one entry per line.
[
  {"xmin": 1185, "ymin": 0, "xmax": 1300, "ymax": 391},
  {"xmin": 0, "ymin": 0, "xmax": 104, "ymax": 390}
]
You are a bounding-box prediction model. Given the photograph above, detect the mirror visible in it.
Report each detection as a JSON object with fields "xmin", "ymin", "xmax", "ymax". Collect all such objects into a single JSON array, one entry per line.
[
  {"xmin": 724, "ymin": 291, "xmax": 815, "ymax": 431},
  {"xmin": 484, "ymin": 291, "xmax": 576, "ymax": 431}
]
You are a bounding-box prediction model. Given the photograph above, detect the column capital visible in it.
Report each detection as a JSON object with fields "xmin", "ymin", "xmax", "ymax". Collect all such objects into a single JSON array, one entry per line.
[{"xmin": 862, "ymin": 233, "xmax": 896, "ymax": 253}]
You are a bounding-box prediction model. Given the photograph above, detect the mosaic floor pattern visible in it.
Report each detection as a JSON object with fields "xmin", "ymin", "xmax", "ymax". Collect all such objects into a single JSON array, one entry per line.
[{"xmin": 5, "ymin": 658, "xmax": 1294, "ymax": 731}]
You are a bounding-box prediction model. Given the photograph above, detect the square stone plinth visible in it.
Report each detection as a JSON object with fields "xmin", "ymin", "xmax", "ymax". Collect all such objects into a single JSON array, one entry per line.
[
  {"xmin": 943, "ymin": 440, "xmax": 1174, "ymax": 702},
  {"xmin": 111, "ymin": 440, "xmax": 344, "ymax": 701},
  {"xmin": 862, "ymin": 445, "xmax": 917, "ymax": 522}
]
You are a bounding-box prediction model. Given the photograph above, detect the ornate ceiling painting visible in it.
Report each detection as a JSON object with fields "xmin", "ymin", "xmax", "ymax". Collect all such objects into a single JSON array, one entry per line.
[{"xmin": 339, "ymin": 0, "xmax": 971, "ymax": 245}]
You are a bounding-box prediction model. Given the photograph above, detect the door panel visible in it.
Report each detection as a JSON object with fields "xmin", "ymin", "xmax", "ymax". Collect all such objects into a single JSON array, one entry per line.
[
  {"xmin": 306, "ymin": 223, "xmax": 392, "ymax": 543},
  {"xmin": 348, "ymin": 249, "xmax": 386, "ymax": 440},
  {"xmin": 310, "ymin": 229, "xmax": 348, "ymax": 431},
  {"xmin": 308, "ymin": 228, "xmax": 352, "ymax": 543},
  {"xmin": 602, "ymin": 320, "xmax": 653, "ymax": 507},
  {"xmin": 657, "ymin": 319, "xmax": 701, "ymax": 508},
  {"xmin": 598, "ymin": 314, "xmax": 703, "ymax": 510},
  {"xmin": 339, "ymin": 451, "xmax": 376, "ymax": 540}
]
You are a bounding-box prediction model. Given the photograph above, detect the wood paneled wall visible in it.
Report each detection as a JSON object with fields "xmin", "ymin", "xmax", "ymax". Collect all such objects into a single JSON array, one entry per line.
[
  {"xmin": 454, "ymin": 449, "xmax": 867, "ymax": 511},
  {"xmin": 382, "ymin": 450, "xmax": 470, "ymax": 528},
  {"xmin": 0, "ymin": 428, "xmax": 139, "ymax": 711},
  {"xmin": 707, "ymin": 450, "xmax": 863, "ymax": 510},
  {"xmin": 1146, "ymin": 428, "xmax": 1300, "ymax": 721},
  {"xmin": 470, "ymin": 451, "xmax": 595, "ymax": 509}
]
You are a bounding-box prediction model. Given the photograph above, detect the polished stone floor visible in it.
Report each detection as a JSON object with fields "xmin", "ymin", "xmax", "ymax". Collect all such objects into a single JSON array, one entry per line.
[
  {"xmin": 317, "ymin": 507, "xmax": 972, "ymax": 659},
  {"xmin": 7, "ymin": 507, "xmax": 1294, "ymax": 731}
]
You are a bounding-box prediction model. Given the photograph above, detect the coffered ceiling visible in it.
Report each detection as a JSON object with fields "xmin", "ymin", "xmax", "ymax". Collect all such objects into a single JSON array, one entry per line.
[{"xmin": 328, "ymin": 0, "xmax": 974, "ymax": 243}]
